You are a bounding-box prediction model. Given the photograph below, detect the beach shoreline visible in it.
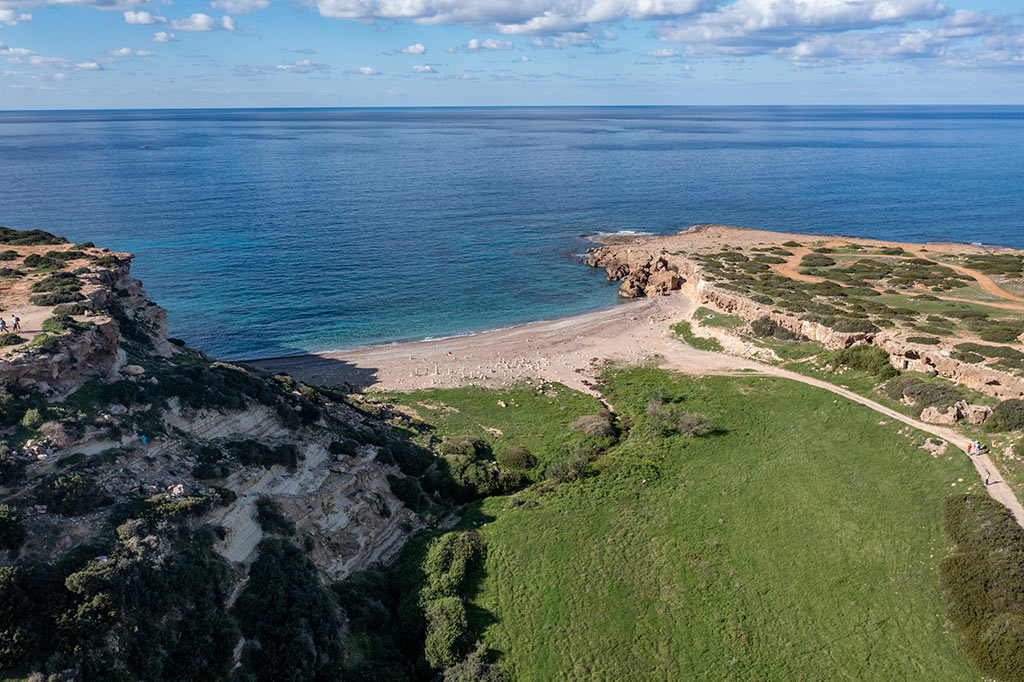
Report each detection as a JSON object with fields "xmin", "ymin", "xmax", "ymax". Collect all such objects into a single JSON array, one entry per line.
[{"xmin": 251, "ymin": 223, "xmax": 1024, "ymax": 395}]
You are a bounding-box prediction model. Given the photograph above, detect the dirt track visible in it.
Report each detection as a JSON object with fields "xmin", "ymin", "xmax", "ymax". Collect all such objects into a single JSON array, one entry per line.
[{"xmin": 256, "ymin": 290, "xmax": 1024, "ymax": 527}]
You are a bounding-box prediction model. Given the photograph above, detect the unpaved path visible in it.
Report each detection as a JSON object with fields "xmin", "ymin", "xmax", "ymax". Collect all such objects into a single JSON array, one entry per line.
[
  {"xmin": 256, "ymin": 292, "xmax": 1024, "ymax": 527},
  {"xmin": 774, "ymin": 247, "xmax": 1024, "ymax": 317}
]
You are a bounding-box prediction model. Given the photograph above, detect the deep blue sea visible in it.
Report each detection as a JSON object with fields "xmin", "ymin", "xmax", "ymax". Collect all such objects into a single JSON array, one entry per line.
[{"xmin": 0, "ymin": 106, "xmax": 1021, "ymax": 360}]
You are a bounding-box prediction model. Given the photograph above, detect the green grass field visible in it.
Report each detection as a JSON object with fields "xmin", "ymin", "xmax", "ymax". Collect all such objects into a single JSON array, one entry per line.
[{"xmin": 389, "ymin": 368, "xmax": 983, "ymax": 681}]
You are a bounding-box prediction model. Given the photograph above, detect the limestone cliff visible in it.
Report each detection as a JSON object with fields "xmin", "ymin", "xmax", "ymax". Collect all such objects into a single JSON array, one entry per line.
[{"xmin": 0, "ymin": 227, "xmax": 435, "ymax": 586}]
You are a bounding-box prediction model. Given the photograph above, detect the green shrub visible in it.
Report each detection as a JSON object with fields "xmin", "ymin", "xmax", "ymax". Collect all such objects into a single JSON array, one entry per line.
[
  {"xmin": 941, "ymin": 494, "xmax": 1024, "ymax": 682},
  {"xmin": 570, "ymin": 412, "xmax": 615, "ymax": 438},
  {"xmin": 0, "ymin": 333, "xmax": 23, "ymax": 347},
  {"xmin": 906, "ymin": 336, "xmax": 941, "ymax": 345},
  {"xmin": 41, "ymin": 314, "xmax": 85, "ymax": 334},
  {"xmin": 497, "ymin": 446, "xmax": 536, "ymax": 470},
  {"xmin": 34, "ymin": 473, "xmax": 103, "ymax": 516},
  {"xmin": 987, "ymin": 399, "xmax": 1024, "ymax": 432},
  {"xmin": 883, "ymin": 377, "xmax": 969, "ymax": 417},
  {"xmin": 800, "ymin": 253, "xmax": 835, "ymax": 267},
  {"xmin": 0, "ymin": 227, "xmax": 66, "ymax": 246},
  {"xmin": 952, "ymin": 351, "xmax": 985, "ymax": 363},
  {"xmin": 646, "ymin": 398, "xmax": 712, "ymax": 437},
  {"xmin": 234, "ymin": 538, "xmax": 344, "ymax": 681},
  {"xmin": 53, "ymin": 302, "xmax": 88, "ymax": 315},
  {"xmin": 0, "ymin": 250, "xmax": 18, "ymax": 261},
  {"xmin": 25, "ymin": 333, "xmax": 60, "ymax": 353},
  {"xmin": 388, "ymin": 474, "xmax": 430, "ymax": 512},
  {"xmin": 831, "ymin": 345, "xmax": 899, "ymax": 379},
  {"xmin": 979, "ymin": 325, "xmax": 1024, "ymax": 343},
  {"xmin": 255, "ymin": 497, "xmax": 295, "ymax": 536},
  {"xmin": 439, "ymin": 435, "xmax": 491, "ymax": 459},
  {"xmin": 750, "ymin": 316, "xmax": 807, "ymax": 342},
  {"xmin": 546, "ymin": 455, "xmax": 589, "ymax": 483},
  {"xmin": 328, "ymin": 438, "xmax": 360, "ymax": 456},
  {"xmin": 20, "ymin": 407, "xmax": 42, "ymax": 429},
  {"xmin": 0, "ymin": 505, "xmax": 25, "ymax": 551},
  {"xmin": 22, "ymin": 253, "xmax": 63, "ymax": 269},
  {"xmin": 418, "ymin": 531, "xmax": 486, "ymax": 672},
  {"xmin": 828, "ymin": 318, "xmax": 879, "ymax": 334},
  {"xmin": 442, "ymin": 641, "xmax": 505, "ymax": 682}
]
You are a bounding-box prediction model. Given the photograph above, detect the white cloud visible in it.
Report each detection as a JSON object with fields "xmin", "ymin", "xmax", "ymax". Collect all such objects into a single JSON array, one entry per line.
[
  {"xmin": 7, "ymin": 54, "xmax": 104, "ymax": 70},
  {"xmin": 209, "ymin": 0, "xmax": 267, "ymax": 14},
  {"xmin": 517, "ymin": 55, "xmax": 530, "ymax": 62},
  {"xmin": 151, "ymin": 31, "xmax": 177, "ymax": 43},
  {"xmin": 412, "ymin": 63, "xmax": 435, "ymax": 72},
  {"xmin": 655, "ymin": 0, "xmax": 948, "ymax": 54},
  {"xmin": 275, "ymin": 59, "xmax": 327, "ymax": 72},
  {"xmin": 170, "ymin": 13, "xmax": 234, "ymax": 31},
  {"xmin": 237, "ymin": 58, "xmax": 330, "ymax": 75},
  {"xmin": 467, "ymin": 37, "xmax": 513, "ymax": 51},
  {"xmin": 646, "ymin": 48, "xmax": 679, "ymax": 57},
  {"xmin": 106, "ymin": 47, "xmax": 153, "ymax": 57},
  {"xmin": 0, "ymin": 9, "xmax": 31, "ymax": 25},
  {"xmin": 530, "ymin": 30, "xmax": 605, "ymax": 48},
  {"xmin": 401, "ymin": 42, "xmax": 426, "ymax": 54},
  {"xmin": 314, "ymin": 0, "xmax": 707, "ymax": 35},
  {"xmin": 0, "ymin": 43, "xmax": 34, "ymax": 56},
  {"xmin": 123, "ymin": 10, "xmax": 165, "ymax": 24},
  {"xmin": 357, "ymin": 65, "xmax": 379, "ymax": 74}
]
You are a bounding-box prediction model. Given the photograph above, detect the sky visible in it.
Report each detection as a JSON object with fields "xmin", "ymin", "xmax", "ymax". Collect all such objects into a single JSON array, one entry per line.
[{"xmin": 0, "ymin": 0, "xmax": 1023, "ymax": 108}]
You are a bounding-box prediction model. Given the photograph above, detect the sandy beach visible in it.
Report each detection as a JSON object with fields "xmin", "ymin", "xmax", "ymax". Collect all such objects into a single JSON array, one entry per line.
[
  {"xmin": 250, "ymin": 291, "xmax": 759, "ymax": 395},
  {"xmin": 251, "ymin": 223, "xmax": 1017, "ymax": 395}
]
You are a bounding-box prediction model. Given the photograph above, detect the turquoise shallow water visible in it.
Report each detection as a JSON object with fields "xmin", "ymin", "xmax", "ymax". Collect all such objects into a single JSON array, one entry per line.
[{"xmin": 0, "ymin": 106, "xmax": 1021, "ymax": 359}]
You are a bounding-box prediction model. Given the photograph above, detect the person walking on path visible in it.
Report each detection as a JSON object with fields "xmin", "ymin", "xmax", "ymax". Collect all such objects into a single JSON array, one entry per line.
[
  {"xmin": 0, "ymin": 318, "xmax": 7, "ymax": 333},
  {"xmin": 986, "ymin": 474, "xmax": 990, "ymax": 486},
  {"xmin": 11, "ymin": 315, "xmax": 20, "ymax": 333}
]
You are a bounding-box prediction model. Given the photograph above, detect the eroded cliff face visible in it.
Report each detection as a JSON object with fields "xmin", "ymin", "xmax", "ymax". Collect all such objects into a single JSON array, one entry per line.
[{"xmin": 0, "ymin": 234, "xmax": 433, "ymax": 586}]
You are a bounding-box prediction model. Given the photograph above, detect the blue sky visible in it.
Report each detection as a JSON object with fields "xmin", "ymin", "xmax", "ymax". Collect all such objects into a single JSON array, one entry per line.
[{"xmin": 1, "ymin": 0, "xmax": 1022, "ymax": 108}]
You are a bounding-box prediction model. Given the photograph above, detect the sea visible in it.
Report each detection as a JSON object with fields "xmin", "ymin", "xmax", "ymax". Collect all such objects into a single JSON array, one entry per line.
[{"xmin": 0, "ymin": 106, "xmax": 1021, "ymax": 360}]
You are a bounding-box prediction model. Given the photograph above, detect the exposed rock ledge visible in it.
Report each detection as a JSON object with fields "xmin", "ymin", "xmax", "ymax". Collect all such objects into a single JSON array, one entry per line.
[{"xmin": 587, "ymin": 237, "xmax": 1024, "ymax": 401}]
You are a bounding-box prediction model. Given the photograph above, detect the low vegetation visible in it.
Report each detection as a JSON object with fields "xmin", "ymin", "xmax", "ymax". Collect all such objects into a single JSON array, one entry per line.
[
  {"xmin": 671, "ymin": 320, "xmax": 723, "ymax": 351},
  {"xmin": 941, "ymin": 494, "xmax": 1024, "ymax": 682}
]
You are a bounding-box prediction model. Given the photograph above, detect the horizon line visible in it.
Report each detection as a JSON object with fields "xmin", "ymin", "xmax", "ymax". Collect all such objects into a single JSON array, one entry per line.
[{"xmin": 2, "ymin": 103, "xmax": 1024, "ymax": 114}]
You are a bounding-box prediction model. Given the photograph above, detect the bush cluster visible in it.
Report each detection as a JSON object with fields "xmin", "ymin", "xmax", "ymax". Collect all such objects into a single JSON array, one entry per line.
[
  {"xmin": 987, "ymin": 399, "xmax": 1024, "ymax": 432},
  {"xmin": 882, "ymin": 376, "xmax": 969, "ymax": 418},
  {"xmin": 497, "ymin": 446, "xmax": 536, "ymax": 470},
  {"xmin": 750, "ymin": 316, "xmax": 807, "ymax": 342},
  {"xmin": 645, "ymin": 397, "xmax": 711, "ymax": 438},
  {"xmin": 570, "ymin": 411, "xmax": 616, "ymax": 438},
  {"xmin": 28, "ymin": 271, "xmax": 84, "ymax": 306},
  {"xmin": 0, "ymin": 519, "xmax": 238, "ymax": 678},
  {"xmin": 192, "ymin": 439, "xmax": 299, "ymax": 479},
  {"xmin": 0, "ymin": 504, "xmax": 25, "ymax": 552},
  {"xmin": 830, "ymin": 345, "xmax": 899, "ymax": 380},
  {"xmin": 417, "ymin": 531, "xmax": 487, "ymax": 672},
  {"xmin": 0, "ymin": 226, "xmax": 66, "ymax": 246},
  {"xmin": 234, "ymin": 538, "xmax": 344, "ymax": 681},
  {"xmin": 941, "ymin": 494, "xmax": 1024, "ymax": 682},
  {"xmin": 255, "ymin": 497, "xmax": 295, "ymax": 536}
]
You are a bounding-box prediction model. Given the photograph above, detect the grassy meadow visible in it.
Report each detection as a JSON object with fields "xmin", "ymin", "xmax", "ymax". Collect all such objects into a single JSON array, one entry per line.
[{"xmin": 386, "ymin": 367, "xmax": 983, "ymax": 681}]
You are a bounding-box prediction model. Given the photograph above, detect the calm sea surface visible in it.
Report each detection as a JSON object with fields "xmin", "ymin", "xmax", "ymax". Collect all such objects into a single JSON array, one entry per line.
[{"xmin": 0, "ymin": 106, "xmax": 1021, "ymax": 359}]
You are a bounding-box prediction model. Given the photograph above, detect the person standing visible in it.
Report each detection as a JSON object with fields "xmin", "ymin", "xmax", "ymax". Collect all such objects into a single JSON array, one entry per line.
[
  {"xmin": 985, "ymin": 474, "xmax": 990, "ymax": 486},
  {"xmin": 11, "ymin": 315, "xmax": 20, "ymax": 333}
]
